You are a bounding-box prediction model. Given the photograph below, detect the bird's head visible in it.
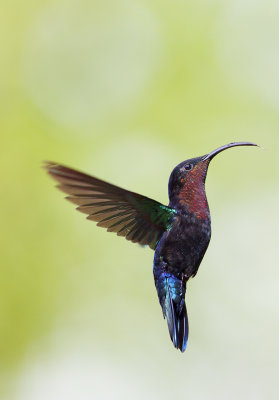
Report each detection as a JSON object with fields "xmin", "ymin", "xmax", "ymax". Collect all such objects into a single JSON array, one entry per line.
[{"xmin": 168, "ymin": 142, "xmax": 258, "ymax": 217}]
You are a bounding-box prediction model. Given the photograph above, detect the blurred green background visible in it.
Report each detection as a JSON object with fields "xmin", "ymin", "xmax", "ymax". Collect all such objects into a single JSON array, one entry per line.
[{"xmin": 1, "ymin": 0, "xmax": 279, "ymax": 399}]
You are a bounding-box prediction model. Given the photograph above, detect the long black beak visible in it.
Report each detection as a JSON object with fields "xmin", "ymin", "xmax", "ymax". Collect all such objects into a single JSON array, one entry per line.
[{"xmin": 203, "ymin": 142, "xmax": 258, "ymax": 161}]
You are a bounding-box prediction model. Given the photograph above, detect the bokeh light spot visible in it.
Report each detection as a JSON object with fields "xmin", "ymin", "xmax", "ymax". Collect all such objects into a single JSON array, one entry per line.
[
  {"xmin": 22, "ymin": 0, "xmax": 162, "ymax": 128},
  {"xmin": 217, "ymin": 0, "xmax": 279, "ymax": 108}
]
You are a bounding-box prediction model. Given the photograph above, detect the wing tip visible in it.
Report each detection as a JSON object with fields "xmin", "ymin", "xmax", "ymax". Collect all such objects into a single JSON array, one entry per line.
[
  {"xmin": 43, "ymin": 160, "xmax": 58, "ymax": 171},
  {"xmin": 43, "ymin": 161, "xmax": 65, "ymax": 181}
]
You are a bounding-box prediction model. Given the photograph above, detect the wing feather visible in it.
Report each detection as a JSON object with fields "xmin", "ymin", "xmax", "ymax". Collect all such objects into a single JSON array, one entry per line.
[{"xmin": 45, "ymin": 162, "xmax": 176, "ymax": 250}]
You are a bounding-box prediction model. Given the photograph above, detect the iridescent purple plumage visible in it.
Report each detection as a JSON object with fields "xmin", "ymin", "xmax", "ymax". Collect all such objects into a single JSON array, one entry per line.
[{"xmin": 45, "ymin": 142, "xmax": 258, "ymax": 352}]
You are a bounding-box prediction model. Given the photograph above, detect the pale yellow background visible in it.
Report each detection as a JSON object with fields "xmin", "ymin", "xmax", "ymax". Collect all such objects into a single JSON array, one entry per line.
[{"xmin": 1, "ymin": 0, "xmax": 279, "ymax": 399}]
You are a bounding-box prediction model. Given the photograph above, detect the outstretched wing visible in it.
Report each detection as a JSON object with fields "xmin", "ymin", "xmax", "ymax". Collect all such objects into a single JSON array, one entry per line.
[{"xmin": 44, "ymin": 162, "xmax": 176, "ymax": 250}]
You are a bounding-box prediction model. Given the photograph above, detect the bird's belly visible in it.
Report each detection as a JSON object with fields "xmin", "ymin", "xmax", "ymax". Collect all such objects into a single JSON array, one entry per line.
[{"xmin": 155, "ymin": 217, "xmax": 211, "ymax": 279}]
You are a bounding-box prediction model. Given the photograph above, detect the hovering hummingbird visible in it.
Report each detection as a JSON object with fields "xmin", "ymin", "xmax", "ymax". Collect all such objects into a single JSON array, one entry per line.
[{"xmin": 45, "ymin": 142, "xmax": 258, "ymax": 352}]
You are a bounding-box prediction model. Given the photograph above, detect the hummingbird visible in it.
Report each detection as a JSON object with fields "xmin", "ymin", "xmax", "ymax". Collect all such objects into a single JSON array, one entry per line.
[{"xmin": 45, "ymin": 142, "xmax": 258, "ymax": 352}]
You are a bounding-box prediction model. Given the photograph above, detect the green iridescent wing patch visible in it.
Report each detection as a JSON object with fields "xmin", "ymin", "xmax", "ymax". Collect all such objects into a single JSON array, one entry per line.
[{"xmin": 45, "ymin": 162, "xmax": 176, "ymax": 250}]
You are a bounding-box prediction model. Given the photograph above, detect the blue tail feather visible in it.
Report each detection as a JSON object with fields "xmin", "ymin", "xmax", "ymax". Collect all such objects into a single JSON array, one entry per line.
[
  {"xmin": 165, "ymin": 281, "xmax": 178, "ymax": 348},
  {"xmin": 155, "ymin": 272, "xmax": 188, "ymax": 352}
]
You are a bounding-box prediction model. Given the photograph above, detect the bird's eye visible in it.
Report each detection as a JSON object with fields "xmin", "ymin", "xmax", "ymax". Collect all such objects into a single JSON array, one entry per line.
[{"xmin": 184, "ymin": 163, "xmax": 193, "ymax": 171}]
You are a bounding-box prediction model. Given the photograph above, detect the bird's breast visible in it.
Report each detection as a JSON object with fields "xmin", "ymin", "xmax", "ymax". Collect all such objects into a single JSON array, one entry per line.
[{"xmin": 155, "ymin": 214, "xmax": 211, "ymax": 279}]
